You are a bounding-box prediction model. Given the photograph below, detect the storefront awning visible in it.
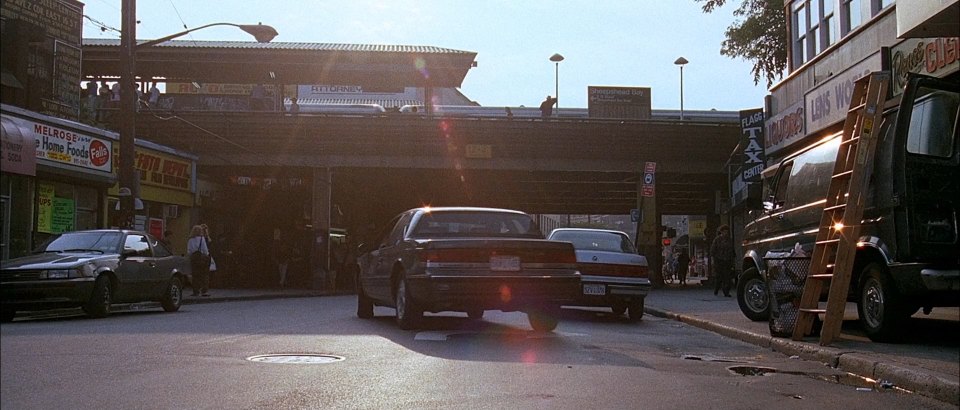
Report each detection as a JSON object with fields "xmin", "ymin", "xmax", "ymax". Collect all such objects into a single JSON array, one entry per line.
[{"xmin": 0, "ymin": 114, "xmax": 37, "ymax": 176}]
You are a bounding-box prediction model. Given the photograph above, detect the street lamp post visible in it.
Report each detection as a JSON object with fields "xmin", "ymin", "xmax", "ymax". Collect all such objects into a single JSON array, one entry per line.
[
  {"xmin": 550, "ymin": 53, "xmax": 564, "ymax": 116},
  {"xmin": 674, "ymin": 57, "xmax": 688, "ymax": 121},
  {"xmin": 117, "ymin": 0, "xmax": 277, "ymax": 227}
]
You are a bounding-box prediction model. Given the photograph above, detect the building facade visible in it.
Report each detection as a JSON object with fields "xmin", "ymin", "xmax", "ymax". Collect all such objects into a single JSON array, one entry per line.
[{"xmin": 1, "ymin": 1, "xmax": 200, "ymax": 260}]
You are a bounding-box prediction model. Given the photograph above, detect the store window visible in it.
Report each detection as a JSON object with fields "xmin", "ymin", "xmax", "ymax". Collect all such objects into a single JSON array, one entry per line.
[
  {"xmin": 841, "ymin": 0, "xmax": 863, "ymax": 35},
  {"xmin": 790, "ymin": 0, "xmax": 840, "ymax": 69},
  {"xmin": 35, "ymin": 180, "xmax": 101, "ymax": 245}
]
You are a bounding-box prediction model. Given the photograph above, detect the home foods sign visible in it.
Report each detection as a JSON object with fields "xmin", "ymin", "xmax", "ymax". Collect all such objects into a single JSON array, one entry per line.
[{"xmin": 28, "ymin": 120, "xmax": 112, "ymax": 172}]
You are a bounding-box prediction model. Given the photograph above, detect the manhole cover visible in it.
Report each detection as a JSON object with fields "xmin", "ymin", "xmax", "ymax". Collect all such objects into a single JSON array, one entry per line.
[{"xmin": 246, "ymin": 354, "xmax": 345, "ymax": 364}]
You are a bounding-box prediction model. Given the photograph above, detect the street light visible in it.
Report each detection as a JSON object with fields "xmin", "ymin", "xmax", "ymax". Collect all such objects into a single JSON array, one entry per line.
[
  {"xmin": 674, "ymin": 57, "xmax": 688, "ymax": 121},
  {"xmin": 549, "ymin": 53, "xmax": 564, "ymax": 116},
  {"xmin": 136, "ymin": 23, "xmax": 278, "ymax": 48},
  {"xmin": 117, "ymin": 0, "xmax": 278, "ymax": 227}
]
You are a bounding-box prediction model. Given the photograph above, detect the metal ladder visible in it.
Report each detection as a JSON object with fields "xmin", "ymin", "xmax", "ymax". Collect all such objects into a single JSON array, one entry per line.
[{"xmin": 792, "ymin": 71, "xmax": 890, "ymax": 345}]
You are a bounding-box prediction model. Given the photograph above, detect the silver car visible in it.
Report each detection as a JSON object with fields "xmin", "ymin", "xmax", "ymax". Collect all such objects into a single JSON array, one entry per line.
[{"xmin": 547, "ymin": 228, "xmax": 651, "ymax": 321}]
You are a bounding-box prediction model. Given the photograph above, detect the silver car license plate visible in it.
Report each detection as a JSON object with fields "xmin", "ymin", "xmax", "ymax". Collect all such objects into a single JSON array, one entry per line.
[
  {"xmin": 490, "ymin": 255, "xmax": 521, "ymax": 271},
  {"xmin": 583, "ymin": 284, "xmax": 606, "ymax": 296}
]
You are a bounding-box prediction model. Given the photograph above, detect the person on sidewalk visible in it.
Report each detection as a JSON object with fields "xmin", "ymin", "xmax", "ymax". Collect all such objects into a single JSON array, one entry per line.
[
  {"xmin": 677, "ymin": 248, "xmax": 691, "ymax": 286},
  {"xmin": 710, "ymin": 224, "xmax": 735, "ymax": 297},
  {"xmin": 272, "ymin": 228, "xmax": 291, "ymax": 288},
  {"xmin": 187, "ymin": 225, "xmax": 212, "ymax": 297}
]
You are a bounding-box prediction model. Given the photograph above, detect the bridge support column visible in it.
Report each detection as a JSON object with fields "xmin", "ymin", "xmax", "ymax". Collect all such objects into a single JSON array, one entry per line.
[
  {"xmin": 310, "ymin": 167, "xmax": 332, "ymax": 290},
  {"xmin": 637, "ymin": 176, "xmax": 663, "ymax": 288}
]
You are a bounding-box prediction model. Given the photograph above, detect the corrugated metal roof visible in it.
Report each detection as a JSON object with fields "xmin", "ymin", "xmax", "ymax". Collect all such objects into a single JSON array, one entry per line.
[{"xmin": 83, "ymin": 39, "xmax": 474, "ymax": 55}]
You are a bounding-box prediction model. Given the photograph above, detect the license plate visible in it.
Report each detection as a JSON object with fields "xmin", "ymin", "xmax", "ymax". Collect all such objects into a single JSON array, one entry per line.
[
  {"xmin": 490, "ymin": 255, "xmax": 521, "ymax": 271},
  {"xmin": 583, "ymin": 284, "xmax": 606, "ymax": 296}
]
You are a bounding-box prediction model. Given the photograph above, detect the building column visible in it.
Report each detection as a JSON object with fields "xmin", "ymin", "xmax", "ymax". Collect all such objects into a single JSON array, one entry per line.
[{"xmin": 311, "ymin": 167, "xmax": 332, "ymax": 289}]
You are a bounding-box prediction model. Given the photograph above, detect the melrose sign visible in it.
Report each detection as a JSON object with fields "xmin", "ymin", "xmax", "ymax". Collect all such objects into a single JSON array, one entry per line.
[{"xmin": 24, "ymin": 119, "xmax": 112, "ymax": 173}]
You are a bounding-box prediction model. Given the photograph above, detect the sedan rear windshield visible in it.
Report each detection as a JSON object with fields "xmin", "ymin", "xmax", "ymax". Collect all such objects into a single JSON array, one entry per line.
[{"xmin": 410, "ymin": 211, "xmax": 543, "ymax": 238}]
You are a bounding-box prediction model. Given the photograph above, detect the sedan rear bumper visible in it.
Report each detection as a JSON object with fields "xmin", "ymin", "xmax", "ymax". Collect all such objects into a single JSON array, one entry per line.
[
  {"xmin": 407, "ymin": 274, "xmax": 581, "ymax": 312},
  {"xmin": 571, "ymin": 274, "xmax": 651, "ymax": 307}
]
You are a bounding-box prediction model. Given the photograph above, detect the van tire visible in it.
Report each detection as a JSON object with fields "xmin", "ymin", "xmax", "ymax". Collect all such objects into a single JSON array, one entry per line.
[
  {"xmin": 737, "ymin": 267, "xmax": 769, "ymax": 321},
  {"xmin": 858, "ymin": 263, "xmax": 909, "ymax": 342}
]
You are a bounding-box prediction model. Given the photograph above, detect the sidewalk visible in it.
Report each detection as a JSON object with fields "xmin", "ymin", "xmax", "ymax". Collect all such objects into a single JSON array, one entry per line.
[
  {"xmin": 645, "ymin": 283, "xmax": 959, "ymax": 405},
  {"xmin": 184, "ymin": 284, "xmax": 959, "ymax": 405}
]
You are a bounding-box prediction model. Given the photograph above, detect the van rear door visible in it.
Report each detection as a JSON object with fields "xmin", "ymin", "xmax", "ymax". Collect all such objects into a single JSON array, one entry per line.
[{"xmin": 893, "ymin": 74, "xmax": 959, "ymax": 263}]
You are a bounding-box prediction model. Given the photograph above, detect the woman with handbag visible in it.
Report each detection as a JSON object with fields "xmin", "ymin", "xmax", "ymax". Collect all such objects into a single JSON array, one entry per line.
[{"xmin": 187, "ymin": 224, "xmax": 212, "ymax": 297}]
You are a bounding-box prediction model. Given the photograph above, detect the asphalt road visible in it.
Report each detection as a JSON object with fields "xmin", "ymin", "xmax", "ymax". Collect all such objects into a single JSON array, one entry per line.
[{"xmin": 1, "ymin": 295, "xmax": 953, "ymax": 409}]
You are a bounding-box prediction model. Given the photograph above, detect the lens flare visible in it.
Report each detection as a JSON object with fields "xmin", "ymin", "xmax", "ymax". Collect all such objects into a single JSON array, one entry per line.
[{"xmin": 498, "ymin": 284, "xmax": 513, "ymax": 303}]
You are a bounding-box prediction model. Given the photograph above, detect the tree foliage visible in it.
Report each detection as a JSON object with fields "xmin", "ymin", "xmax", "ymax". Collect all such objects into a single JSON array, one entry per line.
[{"xmin": 697, "ymin": 0, "xmax": 787, "ymax": 87}]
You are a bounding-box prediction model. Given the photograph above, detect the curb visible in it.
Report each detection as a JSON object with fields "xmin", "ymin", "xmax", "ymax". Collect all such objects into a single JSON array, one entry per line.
[
  {"xmin": 646, "ymin": 306, "xmax": 959, "ymax": 406},
  {"xmin": 182, "ymin": 291, "xmax": 335, "ymax": 305}
]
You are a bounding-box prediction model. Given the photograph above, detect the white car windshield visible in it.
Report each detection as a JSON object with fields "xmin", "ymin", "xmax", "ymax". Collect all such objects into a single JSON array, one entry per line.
[{"xmin": 550, "ymin": 230, "xmax": 636, "ymax": 254}]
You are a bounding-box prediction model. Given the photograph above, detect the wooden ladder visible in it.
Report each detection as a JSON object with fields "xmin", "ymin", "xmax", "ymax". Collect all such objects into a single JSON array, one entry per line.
[{"xmin": 792, "ymin": 71, "xmax": 890, "ymax": 345}]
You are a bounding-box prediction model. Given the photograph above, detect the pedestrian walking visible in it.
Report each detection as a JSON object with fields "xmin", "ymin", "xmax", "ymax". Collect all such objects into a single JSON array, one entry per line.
[
  {"xmin": 187, "ymin": 224, "xmax": 211, "ymax": 297},
  {"xmin": 202, "ymin": 224, "xmax": 218, "ymax": 288},
  {"xmin": 677, "ymin": 248, "xmax": 691, "ymax": 286},
  {"xmin": 710, "ymin": 225, "xmax": 736, "ymax": 297},
  {"xmin": 272, "ymin": 228, "xmax": 291, "ymax": 288},
  {"xmin": 160, "ymin": 229, "xmax": 174, "ymax": 250}
]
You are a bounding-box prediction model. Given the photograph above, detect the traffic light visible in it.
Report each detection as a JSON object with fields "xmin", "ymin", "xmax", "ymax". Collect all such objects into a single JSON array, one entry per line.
[
  {"xmin": 667, "ymin": 227, "xmax": 677, "ymax": 238},
  {"xmin": 662, "ymin": 238, "xmax": 671, "ymax": 246}
]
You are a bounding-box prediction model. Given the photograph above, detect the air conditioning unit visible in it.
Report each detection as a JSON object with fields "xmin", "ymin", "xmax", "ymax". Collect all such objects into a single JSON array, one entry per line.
[{"xmin": 164, "ymin": 205, "xmax": 180, "ymax": 219}]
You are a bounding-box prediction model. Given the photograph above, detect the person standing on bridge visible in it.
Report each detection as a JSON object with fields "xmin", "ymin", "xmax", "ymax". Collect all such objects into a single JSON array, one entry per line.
[{"xmin": 540, "ymin": 95, "xmax": 557, "ymax": 117}]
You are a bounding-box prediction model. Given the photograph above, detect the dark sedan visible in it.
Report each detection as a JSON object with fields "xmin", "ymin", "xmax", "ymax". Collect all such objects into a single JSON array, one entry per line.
[
  {"xmin": 356, "ymin": 207, "xmax": 581, "ymax": 331},
  {"xmin": 1, "ymin": 229, "xmax": 190, "ymax": 321}
]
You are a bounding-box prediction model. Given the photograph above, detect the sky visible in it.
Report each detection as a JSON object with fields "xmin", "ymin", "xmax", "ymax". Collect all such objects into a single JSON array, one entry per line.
[{"xmin": 79, "ymin": 0, "xmax": 771, "ymax": 111}]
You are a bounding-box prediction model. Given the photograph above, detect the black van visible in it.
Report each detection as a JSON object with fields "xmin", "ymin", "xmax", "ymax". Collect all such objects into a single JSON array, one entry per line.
[{"xmin": 738, "ymin": 73, "xmax": 959, "ymax": 342}]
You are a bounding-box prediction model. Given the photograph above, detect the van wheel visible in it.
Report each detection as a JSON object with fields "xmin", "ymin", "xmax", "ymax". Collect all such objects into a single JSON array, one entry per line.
[
  {"xmin": 858, "ymin": 263, "xmax": 909, "ymax": 342},
  {"xmin": 737, "ymin": 267, "xmax": 769, "ymax": 321}
]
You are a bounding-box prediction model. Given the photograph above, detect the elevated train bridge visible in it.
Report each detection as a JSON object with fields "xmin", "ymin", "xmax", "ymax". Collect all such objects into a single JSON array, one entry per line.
[
  {"xmin": 136, "ymin": 111, "xmax": 739, "ymax": 251},
  {"xmin": 84, "ymin": 39, "xmax": 741, "ymax": 275}
]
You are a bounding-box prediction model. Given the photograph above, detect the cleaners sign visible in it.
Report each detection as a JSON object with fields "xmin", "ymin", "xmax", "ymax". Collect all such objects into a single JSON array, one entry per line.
[{"xmin": 23, "ymin": 119, "xmax": 112, "ymax": 172}]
